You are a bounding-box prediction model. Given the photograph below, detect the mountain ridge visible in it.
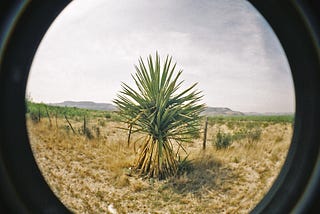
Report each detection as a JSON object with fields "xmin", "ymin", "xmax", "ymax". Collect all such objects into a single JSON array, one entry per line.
[
  {"xmin": 49, "ymin": 101, "xmax": 293, "ymax": 116},
  {"xmin": 50, "ymin": 101, "xmax": 117, "ymax": 111}
]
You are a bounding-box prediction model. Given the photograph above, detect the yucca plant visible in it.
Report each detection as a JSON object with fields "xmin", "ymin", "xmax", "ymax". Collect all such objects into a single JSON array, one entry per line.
[{"xmin": 114, "ymin": 53, "xmax": 205, "ymax": 179}]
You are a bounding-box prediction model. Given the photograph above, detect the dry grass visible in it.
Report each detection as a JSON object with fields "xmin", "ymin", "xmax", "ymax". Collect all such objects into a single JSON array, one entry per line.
[{"xmin": 27, "ymin": 117, "xmax": 292, "ymax": 213}]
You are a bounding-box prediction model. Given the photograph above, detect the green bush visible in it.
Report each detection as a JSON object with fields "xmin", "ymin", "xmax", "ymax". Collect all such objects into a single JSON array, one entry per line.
[
  {"xmin": 105, "ymin": 112, "xmax": 111, "ymax": 119},
  {"xmin": 247, "ymin": 128, "xmax": 262, "ymax": 143},
  {"xmin": 226, "ymin": 122, "xmax": 235, "ymax": 129},
  {"xmin": 98, "ymin": 119, "xmax": 105, "ymax": 127},
  {"xmin": 30, "ymin": 111, "xmax": 40, "ymax": 123},
  {"xmin": 231, "ymin": 127, "xmax": 262, "ymax": 144},
  {"xmin": 84, "ymin": 127, "xmax": 94, "ymax": 139},
  {"xmin": 231, "ymin": 128, "xmax": 247, "ymax": 141},
  {"xmin": 93, "ymin": 125, "xmax": 101, "ymax": 138},
  {"xmin": 214, "ymin": 130, "xmax": 233, "ymax": 149},
  {"xmin": 177, "ymin": 156, "xmax": 193, "ymax": 175}
]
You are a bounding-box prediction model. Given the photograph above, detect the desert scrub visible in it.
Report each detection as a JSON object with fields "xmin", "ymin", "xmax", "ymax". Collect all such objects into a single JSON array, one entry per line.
[
  {"xmin": 232, "ymin": 128, "xmax": 248, "ymax": 141},
  {"xmin": 214, "ymin": 130, "xmax": 233, "ymax": 149},
  {"xmin": 105, "ymin": 112, "xmax": 112, "ymax": 119},
  {"xmin": 247, "ymin": 128, "xmax": 262, "ymax": 144},
  {"xmin": 114, "ymin": 52, "xmax": 204, "ymax": 179}
]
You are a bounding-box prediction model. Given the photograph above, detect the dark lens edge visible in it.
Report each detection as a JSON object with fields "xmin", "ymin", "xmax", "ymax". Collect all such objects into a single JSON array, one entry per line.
[
  {"xmin": 0, "ymin": 1, "xmax": 319, "ymax": 213},
  {"xmin": 249, "ymin": 0, "xmax": 320, "ymax": 213},
  {"xmin": 0, "ymin": 1, "xmax": 71, "ymax": 213}
]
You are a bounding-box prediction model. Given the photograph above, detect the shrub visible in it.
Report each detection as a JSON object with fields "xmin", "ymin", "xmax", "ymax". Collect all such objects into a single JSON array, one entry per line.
[
  {"xmin": 232, "ymin": 128, "xmax": 247, "ymax": 141},
  {"xmin": 214, "ymin": 130, "xmax": 233, "ymax": 149},
  {"xmin": 98, "ymin": 119, "xmax": 105, "ymax": 127},
  {"xmin": 232, "ymin": 128, "xmax": 262, "ymax": 144},
  {"xmin": 84, "ymin": 127, "xmax": 94, "ymax": 139},
  {"xmin": 226, "ymin": 122, "xmax": 235, "ymax": 130},
  {"xmin": 30, "ymin": 111, "xmax": 40, "ymax": 123},
  {"xmin": 247, "ymin": 128, "xmax": 262, "ymax": 143},
  {"xmin": 114, "ymin": 52, "xmax": 204, "ymax": 179},
  {"xmin": 177, "ymin": 156, "xmax": 193, "ymax": 176},
  {"xmin": 94, "ymin": 126, "xmax": 101, "ymax": 138},
  {"xmin": 105, "ymin": 112, "xmax": 111, "ymax": 119}
]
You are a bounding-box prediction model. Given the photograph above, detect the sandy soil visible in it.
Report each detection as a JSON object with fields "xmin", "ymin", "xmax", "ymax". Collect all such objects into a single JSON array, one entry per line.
[{"xmin": 27, "ymin": 118, "xmax": 292, "ymax": 213}]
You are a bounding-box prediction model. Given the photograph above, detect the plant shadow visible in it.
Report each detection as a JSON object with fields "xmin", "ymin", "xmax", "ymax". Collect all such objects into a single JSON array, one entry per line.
[{"xmin": 163, "ymin": 151, "xmax": 238, "ymax": 196}]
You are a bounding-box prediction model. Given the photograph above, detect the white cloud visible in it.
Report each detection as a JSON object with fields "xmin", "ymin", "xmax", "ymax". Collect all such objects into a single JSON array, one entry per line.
[{"xmin": 27, "ymin": 0, "xmax": 295, "ymax": 113}]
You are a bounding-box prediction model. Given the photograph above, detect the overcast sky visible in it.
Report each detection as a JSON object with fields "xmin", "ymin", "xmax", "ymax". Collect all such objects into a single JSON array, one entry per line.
[{"xmin": 27, "ymin": 0, "xmax": 295, "ymax": 113}]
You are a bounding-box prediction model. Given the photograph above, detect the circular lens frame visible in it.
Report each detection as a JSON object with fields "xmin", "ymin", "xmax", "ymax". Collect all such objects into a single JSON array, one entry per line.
[{"xmin": 0, "ymin": 1, "xmax": 319, "ymax": 213}]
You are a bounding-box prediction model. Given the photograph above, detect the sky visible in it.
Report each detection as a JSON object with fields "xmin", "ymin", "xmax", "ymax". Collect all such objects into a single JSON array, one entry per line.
[{"xmin": 26, "ymin": 0, "xmax": 295, "ymax": 113}]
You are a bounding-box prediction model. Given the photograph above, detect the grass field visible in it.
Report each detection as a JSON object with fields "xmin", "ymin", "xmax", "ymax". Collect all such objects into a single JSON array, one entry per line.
[{"xmin": 26, "ymin": 102, "xmax": 293, "ymax": 213}]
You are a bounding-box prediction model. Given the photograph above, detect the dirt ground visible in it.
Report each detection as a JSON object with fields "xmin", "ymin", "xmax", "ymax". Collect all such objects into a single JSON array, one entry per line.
[{"xmin": 27, "ymin": 118, "xmax": 292, "ymax": 213}]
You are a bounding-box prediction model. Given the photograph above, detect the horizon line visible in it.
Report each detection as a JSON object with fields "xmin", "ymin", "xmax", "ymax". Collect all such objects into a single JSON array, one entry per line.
[{"xmin": 27, "ymin": 99, "xmax": 295, "ymax": 114}]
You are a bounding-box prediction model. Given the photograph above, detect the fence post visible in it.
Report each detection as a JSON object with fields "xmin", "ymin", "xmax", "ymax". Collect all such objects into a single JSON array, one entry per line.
[
  {"xmin": 64, "ymin": 114, "xmax": 76, "ymax": 134},
  {"xmin": 45, "ymin": 105, "xmax": 52, "ymax": 127},
  {"xmin": 55, "ymin": 111, "xmax": 58, "ymax": 128},
  {"xmin": 83, "ymin": 115, "xmax": 86, "ymax": 134},
  {"xmin": 38, "ymin": 107, "xmax": 41, "ymax": 122},
  {"xmin": 203, "ymin": 117, "xmax": 208, "ymax": 150},
  {"xmin": 128, "ymin": 124, "xmax": 132, "ymax": 147}
]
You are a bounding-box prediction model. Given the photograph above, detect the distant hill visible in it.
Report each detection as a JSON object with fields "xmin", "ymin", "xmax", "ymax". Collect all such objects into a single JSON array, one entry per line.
[
  {"xmin": 202, "ymin": 107, "xmax": 244, "ymax": 116},
  {"xmin": 50, "ymin": 101, "xmax": 247, "ymax": 116},
  {"xmin": 51, "ymin": 101, "xmax": 117, "ymax": 111},
  {"xmin": 244, "ymin": 112, "xmax": 294, "ymax": 116},
  {"xmin": 50, "ymin": 101, "xmax": 293, "ymax": 116}
]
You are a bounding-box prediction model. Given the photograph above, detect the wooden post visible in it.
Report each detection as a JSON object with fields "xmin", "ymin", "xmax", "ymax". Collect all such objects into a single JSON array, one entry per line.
[
  {"xmin": 55, "ymin": 111, "xmax": 58, "ymax": 128},
  {"xmin": 128, "ymin": 124, "xmax": 132, "ymax": 147},
  {"xmin": 83, "ymin": 115, "xmax": 86, "ymax": 135},
  {"xmin": 38, "ymin": 107, "xmax": 41, "ymax": 122},
  {"xmin": 45, "ymin": 105, "xmax": 52, "ymax": 127},
  {"xmin": 64, "ymin": 114, "xmax": 76, "ymax": 134},
  {"xmin": 203, "ymin": 117, "xmax": 208, "ymax": 150}
]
